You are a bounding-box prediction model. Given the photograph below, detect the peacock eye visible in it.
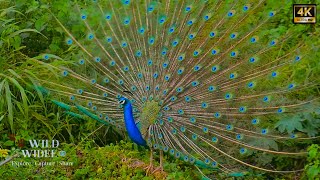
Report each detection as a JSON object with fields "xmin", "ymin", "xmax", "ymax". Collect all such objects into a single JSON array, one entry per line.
[{"xmin": 119, "ymin": 100, "xmax": 126, "ymax": 104}]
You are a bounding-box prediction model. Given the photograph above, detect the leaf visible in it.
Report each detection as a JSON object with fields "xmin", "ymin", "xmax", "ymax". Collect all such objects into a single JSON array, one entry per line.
[
  {"xmin": 30, "ymin": 111, "xmax": 54, "ymax": 134},
  {"xmin": 13, "ymin": 35, "xmax": 21, "ymax": 49},
  {"xmin": 256, "ymin": 154, "xmax": 273, "ymax": 166},
  {"xmin": 249, "ymin": 138, "xmax": 279, "ymax": 151},
  {"xmin": 14, "ymin": 101, "xmax": 24, "ymax": 115},
  {"xmin": 0, "ymin": 6, "xmax": 25, "ymax": 17},
  {"xmin": 307, "ymin": 165, "xmax": 320, "ymax": 179},
  {"xmin": 26, "ymin": 75, "xmax": 45, "ymax": 105},
  {"xmin": 4, "ymin": 81, "xmax": 14, "ymax": 133},
  {"xmin": 303, "ymin": 119, "xmax": 320, "ymax": 137},
  {"xmin": 49, "ymin": 44, "xmax": 60, "ymax": 52},
  {"xmin": 7, "ymin": 28, "xmax": 47, "ymax": 40},
  {"xmin": 3, "ymin": 140, "xmax": 14, "ymax": 146},
  {"xmin": 301, "ymin": 112, "xmax": 320, "ymax": 137},
  {"xmin": 0, "ymin": 80, "xmax": 5, "ymax": 95},
  {"xmin": 32, "ymin": 53, "xmax": 63, "ymax": 60},
  {"xmin": 275, "ymin": 115, "xmax": 304, "ymax": 134},
  {"xmin": 7, "ymin": 76, "xmax": 29, "ymax": 117},
  {"xmin": 25, "ymin": 3, "xmax": 39, "ymax": 14},
  {"xmin": 35, "ymin": 18, "xmax": 46, "ymax": 31},
  {"xmin": 309, "ymin": 147, "xmax": 318, "ymax": 160},
  {"xmin": 20, "ymin": 130, "xmax": 28, "ymax": 138},
  {"xmin": 8, "ymin": 69, "xmax": 22, "ymax": 80}
]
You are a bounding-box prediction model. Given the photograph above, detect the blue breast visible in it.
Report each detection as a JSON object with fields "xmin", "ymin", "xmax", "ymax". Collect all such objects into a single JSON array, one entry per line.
[{"xmin": 123, "ymin": 102, "xmax": 147, "ymax": 146}]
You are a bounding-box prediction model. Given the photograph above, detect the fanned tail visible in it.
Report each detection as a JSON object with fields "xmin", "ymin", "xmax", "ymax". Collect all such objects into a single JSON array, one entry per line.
[{"xmin": 32, "ymin": 0, "xmax": 320, "ymax": 175}]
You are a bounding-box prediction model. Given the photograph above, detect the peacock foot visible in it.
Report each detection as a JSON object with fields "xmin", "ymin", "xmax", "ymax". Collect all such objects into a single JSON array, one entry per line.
[
  {"xmin": 152, "ymin": 166, "xmax": 163, "ymax": 173},
  {"xmin": 144, "ymin": 163, "xmax": 154, "ymax": 175}
]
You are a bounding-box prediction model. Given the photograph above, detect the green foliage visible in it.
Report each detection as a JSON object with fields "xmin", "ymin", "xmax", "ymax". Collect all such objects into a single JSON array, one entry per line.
[
  {"xmin": 303, "ymin": 144, "xmax": 320, "ymax": 180},
  {"xmin": 275, "ymin": 115, "xmax": 304, "ymax": 134},
  {"xmin": 0, "ymin": 141, "xmax": 199, "ymax": 179},
  {"xmin": 275, "ymin": 105, "xmax": 320, "ymax": 136}
]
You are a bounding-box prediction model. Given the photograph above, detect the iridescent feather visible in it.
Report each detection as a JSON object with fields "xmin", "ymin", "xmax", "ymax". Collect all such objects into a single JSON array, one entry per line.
[{"xmin": 33, "ymin": 0, "xmax": 319, "ymax": 177}]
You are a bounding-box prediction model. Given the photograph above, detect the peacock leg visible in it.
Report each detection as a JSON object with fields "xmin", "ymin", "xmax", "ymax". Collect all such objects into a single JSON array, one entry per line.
[
  {"xmin": 144, "ymin": 148, "xmax": 154, "ymax": 175},
  {"xmin": 152, "ymin": 150, "xmax": 164, "ymax": 173}
]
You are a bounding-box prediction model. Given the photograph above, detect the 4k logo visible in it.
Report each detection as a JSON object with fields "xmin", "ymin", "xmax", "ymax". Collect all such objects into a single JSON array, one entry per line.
[{"xmin": 293, "ymin": 4, "xmax": 316, "ymax": 24}]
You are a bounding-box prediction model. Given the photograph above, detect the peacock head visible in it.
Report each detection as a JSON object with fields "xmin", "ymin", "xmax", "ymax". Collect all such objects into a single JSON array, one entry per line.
[
  {"xmin": 118, "ymin": 97, "xmax": 130, "ymax": 106},
  {"xmin": 118, "ymin": 90, "xmax": 134, "ymax": 107}
]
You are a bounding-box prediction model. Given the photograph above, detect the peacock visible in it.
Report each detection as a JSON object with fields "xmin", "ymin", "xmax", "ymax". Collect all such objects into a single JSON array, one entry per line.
[{"xmin": 31, "ymin": 0, "xmax": 320, "ymax": 178}]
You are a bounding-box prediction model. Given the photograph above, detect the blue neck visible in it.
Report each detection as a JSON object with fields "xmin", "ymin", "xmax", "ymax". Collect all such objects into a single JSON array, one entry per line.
[{"xmin": 123, "ymin": 103, "xmax": 147, "ymax": 146}]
